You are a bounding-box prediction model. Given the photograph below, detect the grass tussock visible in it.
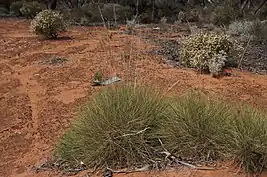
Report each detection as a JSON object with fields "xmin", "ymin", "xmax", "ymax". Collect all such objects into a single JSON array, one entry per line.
[
  {"xmin": 227, "ymin": 106, "xmax": 267, "ymax": 174},
  {"xmin": 56, "ymin": 85, "xmax": 167, "ymax": 169},
  {"xmin": 158, "ymin": 91, "xmax": 232, "ymax": 161},
  {"xmin": 56, "ymin": 85, "xmax": 267, "ymax": 175}
]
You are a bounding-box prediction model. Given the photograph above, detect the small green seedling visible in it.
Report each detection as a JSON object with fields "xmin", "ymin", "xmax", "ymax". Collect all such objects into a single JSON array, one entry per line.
[{"xmin": 93, "ymin": 71, "xmax": 103, "ymax": 86}]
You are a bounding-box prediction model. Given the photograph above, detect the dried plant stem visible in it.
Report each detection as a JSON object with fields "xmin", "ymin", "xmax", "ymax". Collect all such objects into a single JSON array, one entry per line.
[
  {"xmin": 113, "ymin": 4, "xmax": 117, "ymax": 26},
  {"xmin": 238, "ymin": 35, "xmax": 252, "ymax": 68},
  {"xmin": 98, "ymin": 5, "xmax": 106, "ymax": 29}
]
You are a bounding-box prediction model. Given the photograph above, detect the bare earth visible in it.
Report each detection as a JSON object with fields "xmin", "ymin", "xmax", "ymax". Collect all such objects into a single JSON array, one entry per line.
[{"xmin": 1, "ymin": 19, "xmax": 267, "ymax": 177}]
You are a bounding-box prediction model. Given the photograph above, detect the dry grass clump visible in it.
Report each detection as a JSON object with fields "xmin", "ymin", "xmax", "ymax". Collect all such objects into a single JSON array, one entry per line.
[
  {"xmin": 158, "ymin": 91, "xmax": 267, "ymax": 174},
  {"xmin": 56, "ymin": 85, "xmax": 267, "ymax": 175},
  {"xmin": 158, "ymin": 91, "xmax": 232, "ymax": 162},
  {"xmin": 56, "ymin": 85, "xmax": 167, "ymax": 169},
  {"xmin": 226, "ymin": 106, "xmax": 267, "ymax": 174}
]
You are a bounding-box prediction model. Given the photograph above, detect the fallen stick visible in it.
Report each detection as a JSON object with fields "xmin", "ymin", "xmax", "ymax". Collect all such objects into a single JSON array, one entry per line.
[
  {"xmin": 176, "ymin": 160, "xmax": 216, "ymax": 170},
  {"xmin": 107, "ymin": 165, "xmax": 150, "ymax": 174},
  {"xmin": 176, "ymin": 160, "xmax": 196, "ymax": 169},
  {"xmin": 160, "ymin": 150, "xmax": 216, "ymax": 171}
]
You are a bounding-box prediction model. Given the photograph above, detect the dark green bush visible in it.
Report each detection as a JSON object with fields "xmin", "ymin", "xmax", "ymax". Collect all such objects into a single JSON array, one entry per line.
[
  {"xmin": 65, "ymin": 7, "xmax": 95, "ymax": 25},
  {"xmin": 211, "ymin": 5, "xmax": 236, "ymax": 26},
  {"xmin": 10, "ymin": 1, "xmax": 23, "ymax": 16},
  {"xmin": 186, "ymin": 9, "xmax": 200, "ymax": 22},
  {"xmin": 66, "ymin": 3, "xmax": 133, "ymax": 25},
  {"xmin": 56, "ymin": 85, "xmax": 167, "ymax": 169},
  {"xmin": 0, "ymin": 7, "xmax": 9, "ymax": 16},
  {"xmin": 20, "ymin": 1, "xmax": 44, "ymax": 18},
  {"xmin": 102, "ymin": 3, "xmax": 132, "ymax": 22}
]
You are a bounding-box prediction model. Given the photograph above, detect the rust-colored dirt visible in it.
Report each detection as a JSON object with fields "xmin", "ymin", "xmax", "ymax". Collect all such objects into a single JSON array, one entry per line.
[{"xmin": 1, "ymin": 19, "xmax": 267, "ymax": 177}]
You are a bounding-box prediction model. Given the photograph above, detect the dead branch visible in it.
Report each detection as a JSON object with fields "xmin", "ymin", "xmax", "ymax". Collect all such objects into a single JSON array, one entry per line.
[
  {"xmin": 106, "ymin": 164, "xmax": 150, "ymax": 174},
  {"xmin": 98, "ymin": 5, "xmax": 106, "ymax": 29},
  {"xmin": 120, "ymin": 127, "xmax": 149, "ymax": 138}
]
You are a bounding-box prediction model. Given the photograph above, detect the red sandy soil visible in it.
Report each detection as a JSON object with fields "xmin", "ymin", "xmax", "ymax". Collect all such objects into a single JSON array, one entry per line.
[{"xmin": 1, "ymin": 19, "xmax": 267, "ymax": 177}]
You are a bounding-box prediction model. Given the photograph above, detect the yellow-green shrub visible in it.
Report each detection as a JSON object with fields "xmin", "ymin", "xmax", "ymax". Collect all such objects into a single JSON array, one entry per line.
[
  {"xmin": 179, "ymin": 32, "xmax": 243, "ymax": 75},
  {"xmin": 31, "ymin": 10, "xmax": 67, "ymax": 39}
]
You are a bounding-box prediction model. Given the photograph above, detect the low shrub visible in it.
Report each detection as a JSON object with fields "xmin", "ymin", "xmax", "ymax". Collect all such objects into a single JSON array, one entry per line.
[
  {"xmin": 56, "ymin": 85, "xmax": 167, "ymax": 169},
  {"xmin": 31, "ymin": 10, "xmax": 67, "ymax": 39},
  {"xmin": 20, "ymin": 1, "xmax": 44, "ymax": 18},
  {"xmin": 186, "ymin": 9, "xmax": 200, "ymax": 22},
  {"xmin": 139, "ymin": 9, "xmax": 154, "ymax": 23},
  {"xmin": 226, "ymin": 106, "xmax": 267, "ymax": 174},
  {"xmin": 228, "ymin": 20, "xmax": 267, "ymax": 42},
  {"xmin": 67, "ymin": 3, "xmax": 133, "ymax": 25},
  {"xmin": 10, "ymin": 1, "xmax": 23, "ymax": 16},
  {"xmin": 211, "ymin": 5, "xmax": 236, "ymax": 26},
  {"xmin": 65, "ymin": 7, "xmax": 95, "ymax": 26},
  {"xmin": 102, "ymin": 3, "xmax": 132, "ymax": 23},
  {"xmin": 253, "ymin": 20, "xmax": 267, "ymax": 42},
  {"xmin": 177, "ymin": 9, "xmax": 199, "ymax": 23},
  {"xmin": 228, "ymin": 20, "xmax": 254, "ymax": 37},
  {"xmin": 179, "ymin": 32, "xmax": 243, "ymax": 76},
  {"xmin": 0, "ymin": 7, "xmax": 9, "ymax": 16},
  {"xmin": 158, "ymin": 91, "xmax": 232, "ymax": 161}
]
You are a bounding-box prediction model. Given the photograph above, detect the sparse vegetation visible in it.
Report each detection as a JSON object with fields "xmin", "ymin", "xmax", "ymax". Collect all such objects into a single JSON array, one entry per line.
[
  {"xmin": 179, "ymin": 32, "xmax": 243, "ymax": 76},
  {"xmin": 31, "ymin": 9, "xmax": 67, "ymax": 39}
]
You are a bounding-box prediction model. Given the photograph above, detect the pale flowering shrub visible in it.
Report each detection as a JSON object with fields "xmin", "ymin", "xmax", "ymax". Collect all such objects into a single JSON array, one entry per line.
[
  {"xmin": 228, "ymin": 21, "xmax": 254, "ymax": 37},
  {"xmin": 228, "ymin": 20, "xmax": 267, "ymax": 42},
  {"xmin": 31, "ymin": 10, "xmax": 67, "ymax": 39},
  {"xmin": 208, "ymin": 50, "xmax": 227, "ymax": 77},
  {"xmin": 179, "ymin": 32, "xmax": 243, "ymax": 74}
]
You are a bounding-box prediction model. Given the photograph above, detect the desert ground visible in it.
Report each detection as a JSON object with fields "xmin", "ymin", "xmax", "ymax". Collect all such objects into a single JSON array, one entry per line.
[{"xmin": 1, "ymin": 19, "xmax": 267, "ymax": 177}]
